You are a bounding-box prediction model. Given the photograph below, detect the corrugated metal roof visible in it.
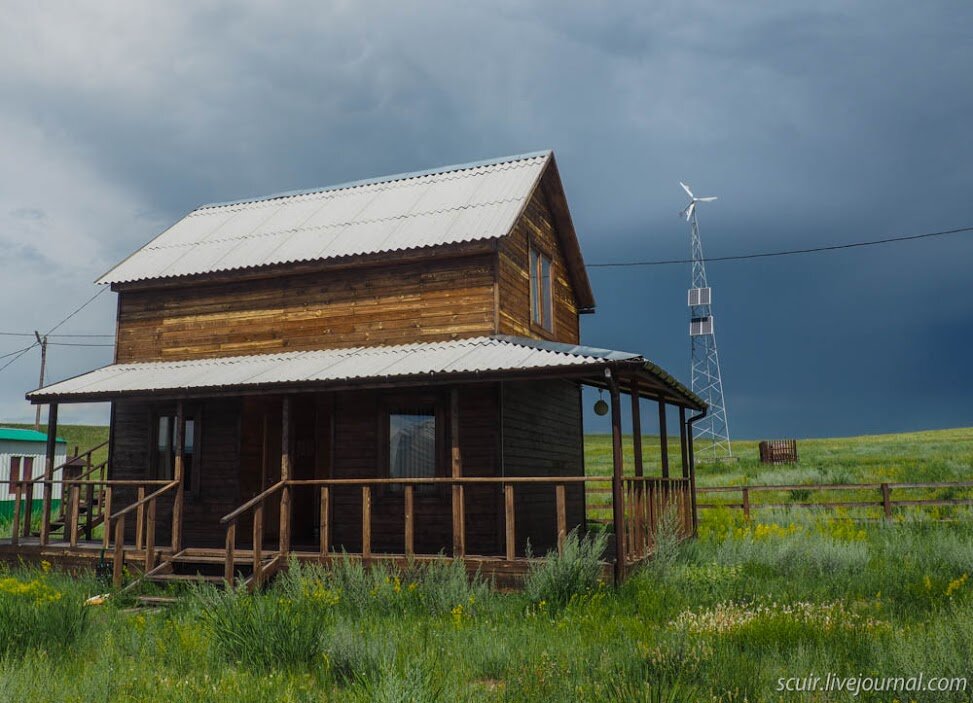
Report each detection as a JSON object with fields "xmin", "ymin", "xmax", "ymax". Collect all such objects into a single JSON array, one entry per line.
[
  {"xmin": 98, "ymin": 152, "xmax": 551, "ymax": 285},
  {"xmin": 26, "ymin": 336, "xmax": 703, "ymax": 409},
  {"xmin": 0, "ymin": 428, "xmax": 66, "ymax": 444}
]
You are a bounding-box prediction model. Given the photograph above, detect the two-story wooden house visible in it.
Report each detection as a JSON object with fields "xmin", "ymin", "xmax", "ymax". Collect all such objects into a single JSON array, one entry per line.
[{"xmin": 10, "ymin": 151, "xmax": 705, "ymax": 586}]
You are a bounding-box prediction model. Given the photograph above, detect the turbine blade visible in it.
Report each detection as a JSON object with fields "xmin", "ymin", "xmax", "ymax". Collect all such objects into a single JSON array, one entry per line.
[
  {"xmin": 680, "ymin": 182, "xmax": 694, "ymax": 198},
  {"xmin": 684, "ymin": 202, "xmax": 695, "ymax": 220},
  {"xmin": 697, "ymin": 196, "xmax": 718, "ymax": 202}
]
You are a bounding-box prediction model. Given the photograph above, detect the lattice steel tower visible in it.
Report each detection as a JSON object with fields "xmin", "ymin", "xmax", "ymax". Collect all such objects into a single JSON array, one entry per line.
[{"xmin": 680, "ymin": 182, "xmax": 731, "ymax": 459}]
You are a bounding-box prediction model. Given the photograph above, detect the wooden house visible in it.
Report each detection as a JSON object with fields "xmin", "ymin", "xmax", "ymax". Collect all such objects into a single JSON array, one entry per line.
[{"xmin": 6, "ymin": 151, "xmax": 705, "ymax": 586}]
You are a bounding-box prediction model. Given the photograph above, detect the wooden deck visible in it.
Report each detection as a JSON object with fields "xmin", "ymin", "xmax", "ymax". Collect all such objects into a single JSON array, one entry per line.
[{"xmin": 0, "ymin": 538, "xmax": 624, "ymax": 590}]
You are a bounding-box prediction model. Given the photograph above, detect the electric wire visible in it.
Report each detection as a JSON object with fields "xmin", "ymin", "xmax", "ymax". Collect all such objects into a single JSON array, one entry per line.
[{"xmin": 588, "ymin": 225, "xmax": 973, "ymax": 268}]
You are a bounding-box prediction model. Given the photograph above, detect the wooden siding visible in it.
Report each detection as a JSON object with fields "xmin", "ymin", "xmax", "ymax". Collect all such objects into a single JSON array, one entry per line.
[
  {"xmin": 329, "ymin": 384, "xmax": 501, "ymax": 556},
  {"xmin": 111, "ymin": 398, "xmax": 242, "ymax": 548},
  {"xmin": 501, "ymin": 379, "xmax": 585, "ymax": 556},
  {"xmin": 497, "ymin": 187, "xmax": 581, "ymax": 343},
  {"xmin": 115, "ymin": 255, "xmax": 497, "ymax": 362}
]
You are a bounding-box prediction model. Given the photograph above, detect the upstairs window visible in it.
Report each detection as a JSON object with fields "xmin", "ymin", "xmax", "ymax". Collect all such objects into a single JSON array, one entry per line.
[
  {"xmin": 529, "ymin": 245, "xmax": 553, "ymax": 331},
  {"xmin": 154, "ymin": 412, "xmax": 199, "ymax": 493}
]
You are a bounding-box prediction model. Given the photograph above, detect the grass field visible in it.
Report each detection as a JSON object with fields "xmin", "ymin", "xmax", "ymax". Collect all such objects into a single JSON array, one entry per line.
[{"xmin": 0, "ymin": 428, "xmax": 971, "ymax": 701}]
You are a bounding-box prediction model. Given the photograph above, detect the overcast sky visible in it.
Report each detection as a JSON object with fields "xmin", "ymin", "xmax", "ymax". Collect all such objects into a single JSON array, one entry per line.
[{"xmin": 1, "ymin": 2, "xmax": 971, "ymax": 439}]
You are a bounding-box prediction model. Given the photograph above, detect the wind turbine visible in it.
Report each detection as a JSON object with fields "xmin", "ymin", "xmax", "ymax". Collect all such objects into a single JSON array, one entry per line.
[
  {"xmin": 679, "ymin": 182, "xmax": 718, "ymax": 221},
  {"xmin": 680, "ymin": 181, "xmax": 732, "ymax": 459}
]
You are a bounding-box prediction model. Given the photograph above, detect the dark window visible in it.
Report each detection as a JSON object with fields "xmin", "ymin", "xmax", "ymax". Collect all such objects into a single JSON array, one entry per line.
[
  {"xmin": 8, "ymin": 456, "xmax": 20, "ymax": 491},
  {"xmin": 154, "ymin": 413, "xmax": 198, "ymax": 492},
  {"xmin": 529, "ymin": 245, "xmax": 553, "ymax": 331},
  {"xmin": 388, "ymin": 410, "xmax": 437, "ymax": 494}
]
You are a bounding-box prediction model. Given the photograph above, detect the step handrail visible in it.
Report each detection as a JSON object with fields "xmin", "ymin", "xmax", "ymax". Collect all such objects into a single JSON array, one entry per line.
[{"xmin": 220, "ymin": 480, "xmax": 287, "ymax": 525}]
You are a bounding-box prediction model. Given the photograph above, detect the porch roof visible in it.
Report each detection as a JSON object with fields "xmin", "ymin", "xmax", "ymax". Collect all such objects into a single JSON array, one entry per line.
[{"xmin": 26, "ymin": 336, "xmax": 704, "ymax": 409}]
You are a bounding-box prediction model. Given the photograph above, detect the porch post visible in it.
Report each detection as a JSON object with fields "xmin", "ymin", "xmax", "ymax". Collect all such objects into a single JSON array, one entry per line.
[
  {"xmin": 39, "ymin": 403, "xmax": 58, "ymax": 546},
  {"xmin": 450, "ymin": 387, "xmax": 465, "ymax": 558},
  {"xmin": 608, "ymin": 369, "xmax": 625, "ymax": 584},
  {"xmin": 658, "ymin": 399, "xmax": 669, "ymax": 479},
  {"xmin": 679, "ymin": 407, "xmax": 689, "ymax": 479},
  {"xmin": 630, "ymin": 377, "xmax": 643, "ymax": 478},
  {"xmin": 171, "ymin": 400, "xmax": 185, "ymax": 552},
  {"xmin": 279, "ymin": 396, "xmax": 292, "ymax": 554},
  {"xmin": 688, "ymin": 414, "xmax": 699, "ymax": 535}
]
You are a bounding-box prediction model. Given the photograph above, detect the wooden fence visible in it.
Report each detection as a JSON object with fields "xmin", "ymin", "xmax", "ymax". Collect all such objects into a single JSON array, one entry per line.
[{"xmin": 694, "ymin": 480, "xmax": 973, "ymax": 519}]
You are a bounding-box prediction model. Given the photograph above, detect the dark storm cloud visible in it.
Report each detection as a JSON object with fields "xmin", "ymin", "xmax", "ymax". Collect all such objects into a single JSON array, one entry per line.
[{"xmin": 0, "ymin": 1, "xmax": 970, "ymax": 436}]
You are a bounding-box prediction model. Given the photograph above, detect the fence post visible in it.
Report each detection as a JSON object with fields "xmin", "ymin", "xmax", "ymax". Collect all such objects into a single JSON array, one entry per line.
[
  {"xmin": 101, "ymin": 488, "xmax": 113, "ymax": 550},
  {"xmin": 742, "ymin": 487, "xmax": 751, "ymax": 521},
  {"xmin": 224, "ymin": 522, "xmax": 236, "ymax": 584},
  {"xmin": 68, "ymin": 484, "xmax": 81, "ymax": 547},
  {"xmin": 881, "ymin": 483, "xmax": 892, "ymax": 520},
  {"xmin": 112, "ymin": 515, "xmax": 125, "ymax": 588},
  {"xmin": 556, "ymin": 483, "xmax": 567, "ymax": 554},
  {"xmin": 320, "ymin": 486, "xmax": 331, "ymax": 559},
  {"xmin": 403, "ymin": 485, "xmax": 414, "ymax": 558},
  {"xmin": 135, "ymin": 486, "xmax": 146, "ymax": 551},
  {"xmin": 504, "ymin": 484, "xmax": 516, "ymax": 561},
  {"xmin": 361, "ymin": 486, "xmax": 372, "ymax": 559}
]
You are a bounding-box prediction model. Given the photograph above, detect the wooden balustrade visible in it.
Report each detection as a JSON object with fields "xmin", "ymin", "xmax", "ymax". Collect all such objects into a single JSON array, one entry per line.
[{"xmin": 214, "ymin": 475, "xmax": 693, "ymax": 586}]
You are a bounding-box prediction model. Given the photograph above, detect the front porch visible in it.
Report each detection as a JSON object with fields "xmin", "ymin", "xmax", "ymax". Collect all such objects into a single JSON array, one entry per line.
[{"xmin": 10, "ymin": 338, "xmax": 705, "ymax": 588}]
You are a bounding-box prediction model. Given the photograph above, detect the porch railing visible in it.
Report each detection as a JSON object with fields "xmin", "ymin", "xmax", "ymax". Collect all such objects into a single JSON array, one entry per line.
[{"xmin": 221, "ymin": 475, "xmax": 694, "ymax": 587}]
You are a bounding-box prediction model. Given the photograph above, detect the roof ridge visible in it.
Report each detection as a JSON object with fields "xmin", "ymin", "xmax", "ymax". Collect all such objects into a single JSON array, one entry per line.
[{"xmin": 196, "ymin": 151, "xmax": 552, "ymax": 212}]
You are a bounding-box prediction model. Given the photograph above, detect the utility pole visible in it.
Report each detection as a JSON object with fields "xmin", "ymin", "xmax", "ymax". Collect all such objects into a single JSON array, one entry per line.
[{"xmin": 34, "ymin": 331, "xmax": 47, "ymax": 431}]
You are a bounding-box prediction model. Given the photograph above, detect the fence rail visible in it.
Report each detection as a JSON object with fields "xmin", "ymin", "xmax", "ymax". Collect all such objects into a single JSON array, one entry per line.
[{"xmin": 693, "ymin": 480, "xmax": 973, "ymax": 519}]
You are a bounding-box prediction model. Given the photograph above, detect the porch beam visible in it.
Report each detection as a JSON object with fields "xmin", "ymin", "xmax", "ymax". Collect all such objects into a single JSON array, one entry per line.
[
  {"xmin": 39, "ymin": 403, "xmax": 58, "ymax": 546},
  {"xmin": 630, "ymin": 377, "xmax": 643, "ymax": 478},
  {"xmin": 658, "ymin": 400, "xmax": 669, "ymax": 479},
  {"xmin": 279, "ymin": 396, "xmax": 292, "ymax": 554},
  {"xmin": 172, "ymin": 399, "xmax": 185, "ymax": 552},
  {"xmin": 609, "ymin": 369, "xmax": 625, "ymax": 584}
]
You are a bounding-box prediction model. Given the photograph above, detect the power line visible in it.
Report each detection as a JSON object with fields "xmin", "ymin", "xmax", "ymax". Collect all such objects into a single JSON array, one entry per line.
[
  {"xmin": 47, "ymin": 342, "xmax": 114, "ymax": 348},
  {"xmin": 0, "ymin": 344, "xmax": 37, "ymax": 361},
  {"xmin": 0, "ymin": 286, "xmax": 110, "ymax": 376},
  {"xmin": 0, "ymin": 332, "xmax": 113, "ymax": 338},
  {"xmin": 588, "ymin": 225, "xmax": 973, "ymax": 268}
]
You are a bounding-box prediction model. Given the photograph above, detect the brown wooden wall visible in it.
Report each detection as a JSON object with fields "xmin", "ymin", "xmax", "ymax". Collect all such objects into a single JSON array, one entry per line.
[
  {"xmin": 329, "ymin": 384, "xmax": 501, "ymax": 555},
  {"xmin": 108, "ymin": 380, "xmax": 584, "ymax": 555},
  {"xmin": 114, "ymin": 254, "xmax": 497, "ymax": 362},
  {"xmin": 497, "ymin": 187, "xmax": 581, "ymax": 344},
  {"xmin": 110, "ymin": 398, "xmax": 242, "ymax": 548},
  {"xmin": 501, "ymin": 379, "xmax": 585, "ymax": 556}
]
